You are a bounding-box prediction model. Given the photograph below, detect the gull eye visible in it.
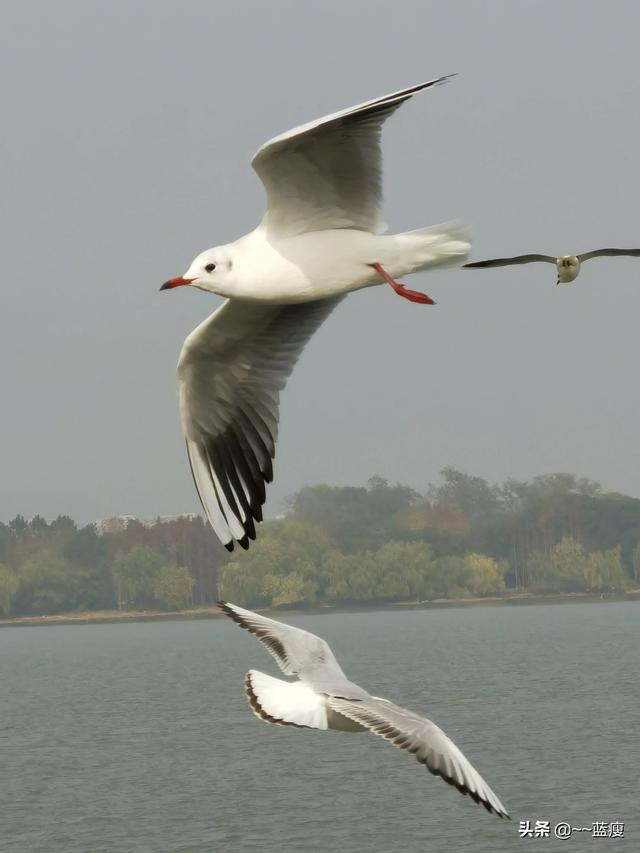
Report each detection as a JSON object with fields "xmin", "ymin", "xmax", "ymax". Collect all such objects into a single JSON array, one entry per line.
[{"xmin": 204, "ymin": 263, "xmax": 216, "ymax": 273}]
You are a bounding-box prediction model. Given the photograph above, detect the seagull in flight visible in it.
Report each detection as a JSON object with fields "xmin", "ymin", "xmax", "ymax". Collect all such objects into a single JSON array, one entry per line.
[
  {"xmin": 161, "ymin": 78, "xmax": 470, "ymax": 551},
  {"xmin": 218, "ymin": 601, "xmax": 509, "ymax": 817},
  {"xmin": 464, "ymin": 248, "xmax": 640, "ymax": 284}
]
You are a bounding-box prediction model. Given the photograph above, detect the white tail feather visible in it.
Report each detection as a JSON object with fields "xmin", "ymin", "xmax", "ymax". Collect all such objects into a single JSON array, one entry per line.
[
  {"xmin": 244, "ymin": 670, "xmax": 328, "ymax": 730},
  {"xmin": 395, "ymin": 221, "xmax": 471, "ymax": 275}
]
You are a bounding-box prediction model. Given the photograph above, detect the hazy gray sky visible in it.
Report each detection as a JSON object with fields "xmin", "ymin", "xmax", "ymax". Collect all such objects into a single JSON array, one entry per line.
[{"xmin": 2, "ymin": 0, "xmax": 640, "ymax": 522}]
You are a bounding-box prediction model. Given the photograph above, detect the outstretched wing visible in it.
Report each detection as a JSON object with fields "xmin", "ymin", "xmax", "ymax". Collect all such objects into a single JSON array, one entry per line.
[
  {"xmin": 218, "ymin": 601, "xmax": 367, "ymax": 698},
  {"xmin": 178, "ymin": 297, "xmax": 342, "ymax": 551},
  {"xmin": 328, "ymin": 696, "xmax": 509, "ymax": 818},
  {"xmin": 578, "ymin": 248, "xmax": 640, "ymax": 262},
  {"xmin": 464, "ymin": 254, "xmax": 555, "ymax": 269},
  {"xmin": 252, "ymin": 76, "xmax": 454, "ymax": 237}
]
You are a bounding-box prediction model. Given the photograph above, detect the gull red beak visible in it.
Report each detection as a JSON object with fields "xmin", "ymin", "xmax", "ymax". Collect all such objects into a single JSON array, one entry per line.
[{"xmin": 160, "ymin": 276, "xmax": 195, "ymax": 291}]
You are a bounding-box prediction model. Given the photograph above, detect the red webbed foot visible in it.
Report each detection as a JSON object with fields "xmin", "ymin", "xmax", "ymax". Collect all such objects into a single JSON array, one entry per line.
[{"xmin": 370, "ymin": 263, "xmax": 436, "ymax": 305}]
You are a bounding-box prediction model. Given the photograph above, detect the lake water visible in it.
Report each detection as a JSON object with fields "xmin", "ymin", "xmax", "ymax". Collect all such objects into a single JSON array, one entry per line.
[{"xmin": 1, "ymin": 602, "xmax": 638, "ymax": 852}]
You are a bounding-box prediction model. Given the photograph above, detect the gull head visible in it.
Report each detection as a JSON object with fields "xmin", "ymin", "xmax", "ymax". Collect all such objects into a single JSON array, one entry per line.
[
  {"xmin": 556, "ymin": 255, "xmax": 580, "ymax": 285},
  {"xmin": 161, "ymin": 246, "xmax": 236, "ymax": 296}
]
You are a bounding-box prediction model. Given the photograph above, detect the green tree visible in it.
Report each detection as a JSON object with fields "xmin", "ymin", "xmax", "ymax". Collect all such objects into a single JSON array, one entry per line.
[
  {"xmin": 0, "ymin": 564, "xmax": 18, "ymax": 615},
  {"xmin": 104, "ymin": 515, "xmax": 228, "ymax": 605},
  {"xmin": 632, "ymin": 540, "xmax": 640, "ymax": 584},
  {"xmin": 424, "ymin": 555, "xmax": 473, "ymax": 599},
  {"xmin": 63, "ymin": 524, "xmax": 116, "ymax": 609},
  {"xmin": 219, "ymin": 520, "xmax": 332, "ymax": 607},
  {"xmin": 543, "ymin": 537, "xmax": 585, "ymax": 592},
  {"xmin": 287, "ymin": 478, "xmax": 418, "ymax": 552},
  {"xmin": 29, "ymin": 515, "xmax": 49, "ymax": 533},
  {"xmin": 263, "ymin": 571, "xmax": 319, "ymax": 607},
  {"xmin": 9, "ymin": 515, "xmax": 28, "ymax": 533},
  {"xmin": 369, "ymin": 541, "xmax": 434, "ymax": 601},
  {"xmin": 527, "ymin": 473, "xmax": 601, "ymax": 501},
  {"xmin": 428, "ymin": 467, "xmax": 502, "ymax": 523},
  {"xmin": 525, "ymin": 538, "xmax": 627, "ymax": 593},
  {"xmin": 584, "ymin": 546, "xmax": 626, "ymax": 592},
  {"xmin": 154, "ymin": 566, "xmax": 195, "ymax": 610},
  {"xmin": 0, "ymin": 523, "xmax": 14, "ymax": 565},
  {"xmin": 111, "ymin": 546, "xmax": 166, "ymax": 608},
  {"xmin": 322, "ymin": 550, "xmax": 372, "ymax": 602},
  {"xmin": 15, "ymin": 552, "xmax": 89, "ymax": 614},
  {"xmin": 323, "ymin": 542, "xmax": 434, "ymax": 604}
]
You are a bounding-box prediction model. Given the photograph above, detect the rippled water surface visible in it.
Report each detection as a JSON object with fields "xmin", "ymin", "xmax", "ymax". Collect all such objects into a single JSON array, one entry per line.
[{"xmin": 2, "ymin": 602, "xmax": 638, "ymax": 852}]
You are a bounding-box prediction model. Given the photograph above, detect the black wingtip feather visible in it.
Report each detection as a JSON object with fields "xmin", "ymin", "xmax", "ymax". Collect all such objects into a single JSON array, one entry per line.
[
  {"xmin": 218, "ymin": 600, "xmax": 243, "ymax": 623},
  {"xmin": 224, "ymin": 541, "xmax": 235, "ymax": 553}
]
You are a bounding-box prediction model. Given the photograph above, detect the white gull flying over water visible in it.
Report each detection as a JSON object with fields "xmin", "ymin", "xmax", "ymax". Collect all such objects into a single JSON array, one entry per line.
[
  {"xmin": 464, "ymin": 248, "xmax": 640, "ymax": 284},
  {"xmin": 218, "ymin": 601, "xmax": 509, "ymax": 818},
  {"xmin": 162, "ymin": 78, "xmax": 471, "ymax": 551}
]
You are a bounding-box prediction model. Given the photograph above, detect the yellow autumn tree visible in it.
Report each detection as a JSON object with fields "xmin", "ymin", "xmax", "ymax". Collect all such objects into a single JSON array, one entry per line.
[{"xmin": 463, "ymin": 553, "xmax": 507, "ymax": 595}]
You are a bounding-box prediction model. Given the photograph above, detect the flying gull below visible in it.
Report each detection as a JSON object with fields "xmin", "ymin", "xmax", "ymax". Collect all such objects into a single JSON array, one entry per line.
[
  {"xmin": 218, "ymin": 601, "xmax": 510, "ymax": 818},
  {"xmin": 464, "ymin": 248, "xmax": 640, "ymax": 284},
  {"xmin": 161, "ymin": 78, "xmax": 470, "ymax": 551}
]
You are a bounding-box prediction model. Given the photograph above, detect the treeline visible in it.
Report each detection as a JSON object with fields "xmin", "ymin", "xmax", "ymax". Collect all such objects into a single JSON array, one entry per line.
[
  {"xmin": 0, "ymin": 515, "xmax": 228, "ymax": 617},
  {"xmin": 219, "ymin": 524, "xmax": 509, "ymax": 606},
  {"xmin": 219, "ymin": 470, "xmax": 640, "ymax": 607},
  {"xmin": 2, "ymin": 469, "xmax": 639, "ymax": 617}
]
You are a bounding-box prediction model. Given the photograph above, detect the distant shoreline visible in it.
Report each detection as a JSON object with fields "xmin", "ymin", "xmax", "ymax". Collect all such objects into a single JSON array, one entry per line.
[{"xmin": 1, "ymin": 589, "xmax": 639, "ymax": 628}]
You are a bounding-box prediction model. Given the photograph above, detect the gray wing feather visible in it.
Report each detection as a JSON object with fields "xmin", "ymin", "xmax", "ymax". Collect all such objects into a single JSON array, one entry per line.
[
  {"xmin": 252, "ymin": 77, "xmax": 454, "ymax": 237},
  {"xmin": 328, "ymin": 696, "xmax": 509, "ymax": 818},
  {"xmin": 578, "ymin": 248, "xmax": 640, "ymax": 262},
  {"xmin": 179, "ymin": 297, "xmax": 342, "ymax": 550},
  {"xmin": 464, "ymin": 254, "xmax": 555, "ymax": 269},
  {"xmin": 218, "ymin": 601, "xmax": 366, "ymax": 697}
]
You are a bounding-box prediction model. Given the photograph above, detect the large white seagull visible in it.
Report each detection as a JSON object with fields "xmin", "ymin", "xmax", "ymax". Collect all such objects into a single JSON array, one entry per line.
[{"xmin": 162, "ymin": 78, "xmax": 470, "ymax": 550}]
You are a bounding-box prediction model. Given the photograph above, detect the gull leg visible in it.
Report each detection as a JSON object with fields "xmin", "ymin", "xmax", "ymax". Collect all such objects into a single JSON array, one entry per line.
[{"xmin": 370, "ymin": 263, "xmax": 436, "ymax": 305}]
